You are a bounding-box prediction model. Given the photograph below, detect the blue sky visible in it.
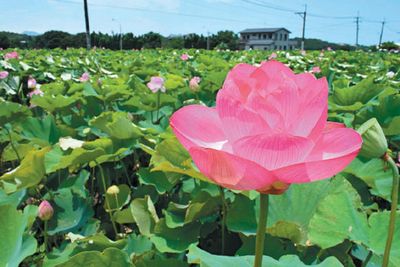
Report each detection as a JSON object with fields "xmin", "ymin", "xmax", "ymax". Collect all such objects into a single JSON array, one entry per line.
[{"xmin": 1, "ymin": 0, "xmax": 399, "ymax": 45}]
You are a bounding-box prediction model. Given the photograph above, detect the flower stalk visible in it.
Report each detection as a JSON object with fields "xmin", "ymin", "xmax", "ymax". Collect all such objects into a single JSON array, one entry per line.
[
  {"xmin": 97, "ymin": 162, "xmax": 119, "ymax": 237},
  {"xmin": 254, "ymin": 193, "xmax": 269, "ymax": 267},
  {"xmin": 382, "ymin": 155, "xmax": 399, "ymax": 267},
  {"xmin": 219, "ymin": 187, "xmax": 227, "ymax": 254}
]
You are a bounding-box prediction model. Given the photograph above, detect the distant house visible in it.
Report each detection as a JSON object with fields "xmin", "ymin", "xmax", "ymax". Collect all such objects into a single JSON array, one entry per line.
[{"xmin": 240, "ymin": 28, "xmax": 297, "ymax": 50}]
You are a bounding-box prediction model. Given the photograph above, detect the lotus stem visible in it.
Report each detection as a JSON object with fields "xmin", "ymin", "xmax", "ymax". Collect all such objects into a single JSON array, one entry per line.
[
  {"xmin": 97, "ymin": 162, "xmax": 119, "ymax": 237},
  {"xmin": 254, "ymin": 193, "xmax": 269, "ymax": 267},
  {"xmin": 219, "ymin": 187, "xmax": 227, "ymax": 254},
  {"xmin": 44, "ymin": 221, "xmax": 49, "ymax": 252},
  {"xmin": 156, "ymin": 90, "xmax": 161, "ymax": 124},
  {"xmin": 4, "ymin": 126, "xmax": 21, "ymax": 162},
  {"xmin": 382, "ymin": 156, "xmax": 399, "ymax": 267}
]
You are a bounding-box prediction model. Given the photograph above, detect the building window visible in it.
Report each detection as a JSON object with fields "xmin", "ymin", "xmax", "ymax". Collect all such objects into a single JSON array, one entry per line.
[
  {"xmin": 285, "ymin": 34, "xmax": 288, "ymax": 41},
  {"xmin": 263, "ymin": 34, "xmax": 266, "ymax": 39},
  {"xmin": 283, "ymin": 45, "xmax": 287, "ymax": 50}
]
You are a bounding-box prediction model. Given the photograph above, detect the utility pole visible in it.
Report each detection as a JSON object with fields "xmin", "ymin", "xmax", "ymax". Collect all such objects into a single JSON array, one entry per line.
[
  {"xmin": 379, "ymin": 19, "xmax": 386, "ymax": 47},
  {"xmin": 112, "ymin": 18, "xmax": 123, "ymax": 50},
  {"xmin": 83, "ymin": 0, "xmax": 91, "ymax": 50},
  {"xmin": 355, "ymin": 12, "xmax": 360, "ymax": 48},
  {"xmin": 295, "ymin": 5, "xmax": 307, "ymax": 51},
  {"xmin": 119, "ymin": 23, "xmax": 123, "ymax": 50},
  {"xmin": 207, "ymin": 31, "xmax": 210, "ymax": 50}
]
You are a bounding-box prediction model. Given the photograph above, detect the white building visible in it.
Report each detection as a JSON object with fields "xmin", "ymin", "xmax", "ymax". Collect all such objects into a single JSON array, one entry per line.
[{"xmin": 240, "ymin": 28, "xmax": 297, "ymax": 50}]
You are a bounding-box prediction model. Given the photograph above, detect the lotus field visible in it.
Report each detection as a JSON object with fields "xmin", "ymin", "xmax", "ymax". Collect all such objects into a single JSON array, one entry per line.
[{"xmin": 0, "ymin": 48, "xmax": 399, "ymax": 267}]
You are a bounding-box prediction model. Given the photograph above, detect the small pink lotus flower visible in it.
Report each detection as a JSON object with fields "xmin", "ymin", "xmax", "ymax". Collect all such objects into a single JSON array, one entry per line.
[
  {"xmin": 0, "ymin": 71, "xmax": 8, "ymax": 79},
  {"xmin": 147, "ymin": 76, "xmax": 166, "ymax": 93},
  {"xmin": 327, "ymin": 47, "xmax": 332, "ymax": 51},
  {"xmin": 0, "ymin": 47, "xmax": 3, "ymax": 51},
  {"xmin": 311, "ymin": 66, "xmax": 321, "ymax": 73},
  {"xmin": 181, "ymin": 53, "xmax": 190, "ymax": 61},
  {"xmin": 38, "ymin": 200, "xmax": 54, "ymax": 221},
  {"xmin": 170, "ymin": 60, "xmax": 362, "ymax": 194},
  {"xmin": 27, "ymin": 77, "xmax": 37, "ymax": 89},
  {"xmin": 189, "ymin": 76, "xmax": 201, "ymax": 91},
  {"xmin": 28, "ymin": 88, "xmax": 44, "ymax": 98},
  {"xmin": 268, "ymin": 52, "xmax": 277, "ymax": 60},
  {"xmin": 4, "ymin": 51, "xmax": 19, "ymax": 60},
  {"xmin": 79, "ymin": 72, "xmax": 90, "ymax": 83}
]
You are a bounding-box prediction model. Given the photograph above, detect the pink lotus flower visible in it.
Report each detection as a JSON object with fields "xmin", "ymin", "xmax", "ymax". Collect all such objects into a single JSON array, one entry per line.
[
  {"xmin": 27, "ymin": 77, "xmax": 37, "ymax": 89},
  {"xmin": 181, "ymin": 53, "xmax": 190, "ymax": 61},
  {"xmin": 38, "ymin": 200, "xmax": 54, "ymax": 221},
  {"xmin": 327, "ymin": 47, "xmax": 332, "ymax": 51},
  {"xmin": 311, "ymin": 66, "xmax": 321, "ymax": 73},
  {"xmin": 268, "ymin": 52, "xmax": 277, "ymax": 60},
  {"xmin": 79, "ymin": 72, "xmax": 90, "ymax": 83},
  {"xmin": 0, "ymin": 71, "xmax": 8, "ymax": 79},
  {"xmin": 4, "ymin": 51, "xmax": 19, "ymax": 60},
  {"xmin": 28, "ymin": 88, "xmax": 44, "ymax": 98},
  {"xmin": 147, "ymin": 76, "xmax": 166, "ymax": 93},
  {"xmin": 189, "ymin": 76, "xmax": 201, "ymax": 91},
  {"xmin": 170, "ymin": 61, "xmax": 362, "ymax": 194}
]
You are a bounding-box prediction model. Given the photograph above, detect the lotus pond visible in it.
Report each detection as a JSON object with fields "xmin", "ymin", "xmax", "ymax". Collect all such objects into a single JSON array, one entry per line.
[{"xmin": 0, "ymin": 48, "xmax": 399, "ymax": 267}]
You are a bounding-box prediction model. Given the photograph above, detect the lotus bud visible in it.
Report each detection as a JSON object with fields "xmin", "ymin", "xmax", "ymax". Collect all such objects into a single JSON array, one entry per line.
[
  {"xmin": 106, "ymin": 185, "xmax": 120, "ymax": 195},
  {"xmin": 357, "ymin": 118, "xmax": 388, "ymax": 159},
  {"xmin": 27, "ymin": 76, "xmax": 37, "ymax": 89},
  {"xmin": 38, "ymin": 200, "xmax": 54, "ymax": 221}
]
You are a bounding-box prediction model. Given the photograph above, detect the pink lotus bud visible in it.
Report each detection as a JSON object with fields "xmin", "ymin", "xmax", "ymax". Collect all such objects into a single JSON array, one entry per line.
[
  {"xmin": 327, "ymin": 47, "xmax": 332, "ymax": 51},
  {"xmin": 189, "ymin": 76, "xmax": 201, "ymax": 91},
  {"xmin": 180, "ymin": 53, "xmax": 190, "ymax": 61},
  {"xmin": 268, "ymin": 52, "xmax": 277, "ymax": 60},
  {"xmin": 79, "ymin": 72, "xmax": 90, "ymax": 83},
  {"xmin": 311, "ymin": 66, "xmax": 321, "ymax": 74},
  {"xmin": 147, "ymin": 76, "xmax": 166, "ymax": 93},
  {"xmin": 38, "ymin": 200, "xmax": 54, "ymax": 221},
  {"xmin": 0, "ymin": 71, "xmax": 9, "ymax": 79},
  {"xmin": 27, "ymin": 77, "xmax": 37, "ymax": 89},
  {"xmin": 4, "ymin": 51, "xmax": 19, "ymax": 60}
]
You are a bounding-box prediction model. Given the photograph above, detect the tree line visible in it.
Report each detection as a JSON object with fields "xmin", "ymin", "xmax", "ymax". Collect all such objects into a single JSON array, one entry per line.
[
  {"xmin": 0, "ymin": 30, "xmax": 240, "ymax": 50},
  {"xmin": 1, "ymin": 30, "xmax": 396, "ymax": 51}
]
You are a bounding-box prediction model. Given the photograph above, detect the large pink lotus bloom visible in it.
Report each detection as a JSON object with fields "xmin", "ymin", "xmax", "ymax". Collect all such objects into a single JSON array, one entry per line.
[
  {"xmin": 189, "ymin": 76, "xmax": 201, "ymax": 91},
  {"xmin": 79, "ymin": 72, "xmax": 90, "ymax": 83},
  {"xmin": 27, "ymin": 77, "xmax": 37, "ymax": 89},
  {"xmin": 0, "ymin": 71, "xmax": 8, "ymax": 79},
  {"xmin": 147, "ymin": 76, "xmax": 166, "ymax": 93},
  {"xmin": 170, "ymin": 61, "xmax": 362, "ymax": 194},
  {"xmin": 4, "ymin": 51, "xmax": 19, "ymax": 60},
  {"xmin": 181, "ymin": 53, "xmax": 190, "ymax": 61}
]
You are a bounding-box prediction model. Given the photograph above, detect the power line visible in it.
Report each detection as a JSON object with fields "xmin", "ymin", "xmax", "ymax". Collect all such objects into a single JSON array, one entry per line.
[
  {"xmin": 239, "ymin": 0, "xmax": 297, "ymax": 13},
  {"xmin": 50, "ymin": 0, "xmax": 253, "ymax": 24}
]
